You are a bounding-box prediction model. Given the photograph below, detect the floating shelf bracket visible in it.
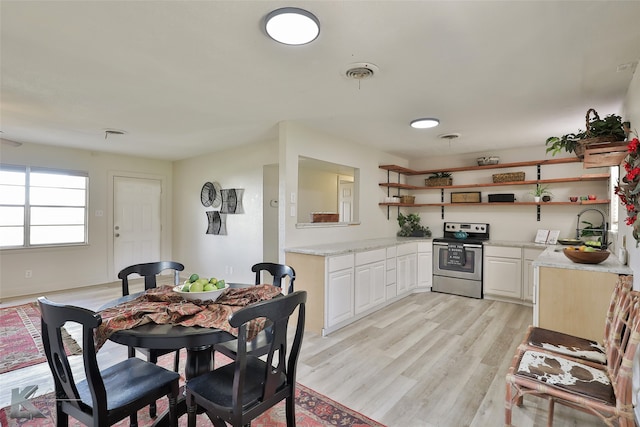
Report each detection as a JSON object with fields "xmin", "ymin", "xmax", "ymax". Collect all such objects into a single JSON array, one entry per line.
[{"xmin": 537, "ymin": 205, "xmax": 541, "ymax": 221}]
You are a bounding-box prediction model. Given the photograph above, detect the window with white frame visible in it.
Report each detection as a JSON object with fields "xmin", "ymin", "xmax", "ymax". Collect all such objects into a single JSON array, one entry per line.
[{"xmin": 0, "ymin": 165, "xmax": 88, "ymax": 248}]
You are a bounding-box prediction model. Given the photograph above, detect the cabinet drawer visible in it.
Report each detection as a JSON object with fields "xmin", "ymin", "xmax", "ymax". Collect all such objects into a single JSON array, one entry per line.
[
  {"xmin": 355, "ymin": 248, "xmax": 386, "ymax": 266},
  {"xmin": 386, "ymin": 268, "xmax": 396, "ymax": 285},
  {"xmin": 386, "ymin": 258, "xmax": 396, "ymax": 271},
  {"xmin": 328, "ymin": 254, "xmax": 354, "ymax": 272},
  {"xmin": 417, "ymin": 242, "xmax": 432, "ymax": 253},
  {"xmin": 484, "ymin": 245, "xmax": 521, "ymax": 258},
  {"xmin": 386, "ymin": 246, "xmax": 397, "ymax": 258},
  {"xmin": 524, "ymin": 248, "xmax": 544, "ymax": 261},
  {"xmin": 397, "ymin": 242, "xmax": 417, "ymax": 256}
]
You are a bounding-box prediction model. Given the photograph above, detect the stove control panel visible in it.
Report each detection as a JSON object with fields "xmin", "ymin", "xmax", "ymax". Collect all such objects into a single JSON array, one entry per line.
[{"xmin": 444, "ymin": 222, "xmax": 489, "ymax": 234}]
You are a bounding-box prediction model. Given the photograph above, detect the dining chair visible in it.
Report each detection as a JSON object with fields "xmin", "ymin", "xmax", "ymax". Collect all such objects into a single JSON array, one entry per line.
[
  {"xmin": 118, "ymin": 261, "xmax": 184, "ymax": 418},
  {"xmin": 519, "ymin": 274, "xmax": 632, "ymax": 365},
  {"xmin": 505, "ymin": 288, "xmax": 640, "ymax": 426},
  {"xmin": 252, "ymin": 262, "xmax": 295, "ymax": 294},
  {"xmin": 215, "ymin": 262, "xmax": 296, "ymax": 361},
  {"xmin": 38, "ymin": 297, "xmax": 180, "ymax": 427},
  {"xmin": 186, "ymin": 290, "xmax": 307, "ymax": 427}
]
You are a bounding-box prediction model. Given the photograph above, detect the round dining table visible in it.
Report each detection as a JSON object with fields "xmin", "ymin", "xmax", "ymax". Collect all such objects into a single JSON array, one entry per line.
[{"xmin": 98, "ymin": 286, "xmax": 253, "ymax": 426}]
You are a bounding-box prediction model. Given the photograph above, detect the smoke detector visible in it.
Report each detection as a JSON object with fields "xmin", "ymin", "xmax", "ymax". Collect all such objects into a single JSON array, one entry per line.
[{"xmin": 343, "ymin": 62, "xmax": 379, "ymax": 80}]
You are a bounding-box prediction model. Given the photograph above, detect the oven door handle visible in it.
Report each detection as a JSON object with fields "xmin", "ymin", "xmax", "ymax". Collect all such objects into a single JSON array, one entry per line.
[{"xmin": 433, "ymin": 242, "xmax": 483, "ymax": 249}]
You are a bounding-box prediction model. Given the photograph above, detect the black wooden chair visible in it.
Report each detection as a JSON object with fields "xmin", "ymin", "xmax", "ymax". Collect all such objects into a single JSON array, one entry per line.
[
  {"xmin": 186, "ymin": 290, "xmax": 306, "ymax": 427},
  {"xmin": 251, "ymin": 262, "xmax": 295, "ymax": 294},
  {"xmin": 38, "ymin": 297, "xmax": 180, "ymax": 427},
  {"xmin": 215, "ymin": 262, "xmax": 296, "ymax": 360},
  {"xmin": 118, "ymin": 261, "xmax": 184, "ymax": 418}
]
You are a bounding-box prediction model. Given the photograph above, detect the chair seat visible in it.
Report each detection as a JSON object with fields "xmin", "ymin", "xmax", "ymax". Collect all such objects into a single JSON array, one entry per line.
[
  {"xmin": 187, "ymin": 356, "xmax": 286, "ymax": 409},
  {"xmin": 76, "ymin": 357, "xmax": 181, "ymax": 410},
  {"xmin": 514, "ymin": 349, "xmax": 614, "ymax": 405},
  {"xmin": 525, "ymin": 326, "xmax": 606, "ymax": 364},
  {"xmin": 214, "ymin": 329, "xmax": 272, "ymax": 359}
]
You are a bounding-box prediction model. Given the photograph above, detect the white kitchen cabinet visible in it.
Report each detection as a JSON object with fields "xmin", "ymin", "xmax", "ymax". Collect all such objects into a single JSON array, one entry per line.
[
  {"xmin": 397, "ymin": 243, "xmax": 417, "ymax": 295},
  {"xmin": 326, "ymin": 254, "xmax": 355, "ymax": 328},
  {"xmin": 484, "ymin": 245, "xmax": 544, "ymax": 303},
  {"xmin": 354, "ymin": 249, "xmax": 386, "ymax": 314},
  {"xmin": 483, "ymin": 245, "xmax": 523, "ymax": 299},
  {"xmin": 417, "ymin": 242, "xmax": 433, "ymax": 291},
  {"xmin": 523, "ymin": 248, "xmax": 544, "ymax": 302}
]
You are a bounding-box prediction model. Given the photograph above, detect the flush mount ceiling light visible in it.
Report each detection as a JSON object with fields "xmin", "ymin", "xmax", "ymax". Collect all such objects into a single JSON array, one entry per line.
[
  {"xmin": 264, "ymin": 7, "xmax": 320, "ymax": 45},
  {"xmin": 410, "ymin": 118, "xmax": 440, "ymax": 129}
]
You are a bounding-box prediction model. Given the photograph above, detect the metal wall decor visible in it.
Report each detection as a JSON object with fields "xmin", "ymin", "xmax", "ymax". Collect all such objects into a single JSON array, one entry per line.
[
  {"xmin": 206, "ymin": 211, "xmax": 227, "ymax": 235},
  {"xmin": 201, "ymin": 181, "xmax": 244, "ymax": 235}
]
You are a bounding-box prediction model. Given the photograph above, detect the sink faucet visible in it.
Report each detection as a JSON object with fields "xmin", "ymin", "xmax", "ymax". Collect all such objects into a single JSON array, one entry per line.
[{"xmin": 576, "ymin": 208, "xmax": 607, "ymax": 246}]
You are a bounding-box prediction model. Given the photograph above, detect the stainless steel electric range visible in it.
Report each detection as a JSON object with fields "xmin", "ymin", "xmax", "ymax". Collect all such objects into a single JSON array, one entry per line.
[{"xmin": 432, "ymin": 222, "xmax": 490, "ymax": 299}]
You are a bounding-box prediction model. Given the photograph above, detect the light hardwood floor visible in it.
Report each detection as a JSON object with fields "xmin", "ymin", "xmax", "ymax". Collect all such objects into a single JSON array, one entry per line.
[{"xmin": 0, "ymin": 282, "xmax": 605, "ymax": 426}]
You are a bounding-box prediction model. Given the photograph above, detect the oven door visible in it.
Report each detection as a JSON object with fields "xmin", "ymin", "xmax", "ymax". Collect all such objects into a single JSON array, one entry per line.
[{"xmin": 433, "ymin": 241, "xmax": 483, "ymax": 281}]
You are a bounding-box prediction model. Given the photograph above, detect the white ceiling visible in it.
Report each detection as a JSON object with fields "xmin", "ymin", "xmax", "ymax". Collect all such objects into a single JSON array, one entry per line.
[{"xmin": 2, "ymin": 1, "xmax": 640, "ymax": 161}]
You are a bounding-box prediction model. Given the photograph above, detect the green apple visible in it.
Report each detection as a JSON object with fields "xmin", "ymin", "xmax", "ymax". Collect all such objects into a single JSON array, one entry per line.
[
  {"xmin": 216, "ymin": 279, "xmax": 225, "ymax": 289},
  {"xmin": 196, "ymin": 278, "xmax": 209, "ymax": 286},
  {"xmin": 203, "ymin": 283, "xmax": 215, "ymax": 291},
  {"xmin": 181, "ymin": 283, "xmax": 191, "ymax": 292},
  {"xmin": 584, "ymin": 247, "xmax": 597, "ymax": 252},
  {"xmin": 190, "ymin": 282, "xmax": 204, "ymax": 292},
  {"xmin": 209, "ymin": 277, "xmax": 218, "ymax": 284},
  {"xmin": 188, "ymin": 273, "xmax": 199, "ymax": 283}
]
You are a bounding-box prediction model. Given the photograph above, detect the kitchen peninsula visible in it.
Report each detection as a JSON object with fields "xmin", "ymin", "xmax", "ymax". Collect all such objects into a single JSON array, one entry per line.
[
  {"xmin": 285, "ymin": 237, "xmax": 432, "ymax": 336},
  {"xmin": 532, "ymin": 246, "xmax": 633, "ymax": 342}
]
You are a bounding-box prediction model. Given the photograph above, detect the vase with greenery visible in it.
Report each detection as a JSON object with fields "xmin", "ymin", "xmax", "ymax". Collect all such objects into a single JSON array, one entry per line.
[
  {"xmin": 545, "ymin": 109, "xmax": 627, "ymax": 157},
  {"xmin": 397, "ymin": 213, "xmax": 431, "ymax": 237}
]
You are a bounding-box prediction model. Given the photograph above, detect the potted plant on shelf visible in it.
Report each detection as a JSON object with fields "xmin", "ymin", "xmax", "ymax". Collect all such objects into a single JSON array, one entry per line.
[
  {"xmin": 397, "ymin": 213, "xmax": 432, "ymax": 237},
  {"xmin": 530, "ymin": 184, "xmax": 552, "ymax": 203},
  {"xmin": 545, "ymin": 108, "xmax": 627, "ymax": 158}
]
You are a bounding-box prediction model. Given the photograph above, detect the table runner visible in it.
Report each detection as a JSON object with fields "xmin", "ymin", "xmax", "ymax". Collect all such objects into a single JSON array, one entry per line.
[{"xmin": 95, "ymin": 284, "xmax": 282, "ymax": 350}]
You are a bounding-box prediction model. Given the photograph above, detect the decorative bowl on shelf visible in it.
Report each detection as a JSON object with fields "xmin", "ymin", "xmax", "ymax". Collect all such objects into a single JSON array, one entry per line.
[
  {"xmin": 477, "ymin": 156, "xmax": 500, "ymax": 166},
  {"xmin": 173, "ymin": 284, "xmax": 229, "ymax": 302},
  {"xmin": 563, "ymin": 248, "xmax": 610, "ymax": 264}
]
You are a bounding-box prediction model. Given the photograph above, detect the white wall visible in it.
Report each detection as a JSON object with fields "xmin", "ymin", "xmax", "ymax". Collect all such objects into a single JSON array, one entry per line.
[
  {"xmin": 172, "ymin": 140, "xmax": 279, "ymax": 285},
  {"xmin": 279, "ymin": 121, "xmax": 406, "ymax": 249},
  {"xmin": 0, "ymin": 142, "xmax": 173, "ymax": 299}
]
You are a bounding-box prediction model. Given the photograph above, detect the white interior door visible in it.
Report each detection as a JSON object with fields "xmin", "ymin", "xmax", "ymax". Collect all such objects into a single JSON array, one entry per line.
[
  {"xmin": 339, "ymin": 180, "xmax": 353, "ymax": 222},
  {"xmin": 113, "ymin": 177, "xmax": 162, "ymax": 275}
]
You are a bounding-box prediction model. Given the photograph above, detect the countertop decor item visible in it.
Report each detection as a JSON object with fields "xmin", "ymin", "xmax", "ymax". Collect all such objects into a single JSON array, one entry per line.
[
  {"xmin": 173, "ymin": 283, "xmax": 229, "ymax": 302},
  {"xmin": 397, "ymin": 212, "xmax": 431, "ymax": 237},
  {"xmin": 545, "ymin": 108, "xmax": 627, "ymax": 158},
  {"xmin": 614, "ymin": 134, "xmax": 640, "ymax": 246},
  {"xmin": 477, "ymin": 156, "xmax": 500, "ymax": 166},
  {"xmin": 563, "ymin": 248, "xmax": 610, "ymax": 264}
]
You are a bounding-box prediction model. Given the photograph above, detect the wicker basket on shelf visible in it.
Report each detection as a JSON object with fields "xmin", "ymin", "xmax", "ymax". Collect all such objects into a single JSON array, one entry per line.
[
  {"xmin": 400, "ymin": 195, "xmax": 415, "ymax": 204},
  {"xmin": 425, "ymin": 177, "xmax": 453, "ymax": 187},
  {"xmin": 492, "ymin": 172, "xmax": 525, "ymax": 183},
  {"xmin": 574, "ymin": 109, "xmax": 627, "ymax": 158}
]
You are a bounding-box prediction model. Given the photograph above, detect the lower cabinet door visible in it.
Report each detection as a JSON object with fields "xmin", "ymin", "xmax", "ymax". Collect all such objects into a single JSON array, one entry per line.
[
  {"xmin": 327, "ymin": 268, "xmax": 354, "ymax": 327},
  {"xmin": 483, "ymin": 256, "xmax": 522, "ymax": 299},
  {"xmin": 354, "ymin": 261, "xmax": 386, "ymax": 314}
]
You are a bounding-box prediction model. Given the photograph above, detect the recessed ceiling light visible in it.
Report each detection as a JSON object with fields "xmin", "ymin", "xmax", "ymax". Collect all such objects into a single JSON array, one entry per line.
[
  {"xmin": 264, "ymin": 7, "xmax": 320, "ymax": 45},
  {"xmin": 410, "ymin": 118, "xmax": 440, "ymax": 129}
]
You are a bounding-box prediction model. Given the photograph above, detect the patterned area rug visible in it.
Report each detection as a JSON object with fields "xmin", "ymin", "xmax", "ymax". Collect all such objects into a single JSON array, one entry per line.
[
  {"xmin": 0, "ymin": 383, "xmax": 386, "ymax": 427},
  {"xmin": 0, "ymin": 302, "xmax": 82, "ymax": 374}
]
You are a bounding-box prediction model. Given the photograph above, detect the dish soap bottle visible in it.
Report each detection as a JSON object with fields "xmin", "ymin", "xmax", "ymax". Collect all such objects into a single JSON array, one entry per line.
[{"xmin": 618, "ymin": 236, "xmax": 628, "ymax": 265}]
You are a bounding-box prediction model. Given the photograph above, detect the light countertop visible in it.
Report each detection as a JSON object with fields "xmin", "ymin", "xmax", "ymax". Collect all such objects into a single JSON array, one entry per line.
[
  {"xmin": 284, "ymin": 237, "xmax": 433, "ymax": 256},
  {"xmin": 533, "ymin": 246, "xmax": 632, "ymax": 275}
]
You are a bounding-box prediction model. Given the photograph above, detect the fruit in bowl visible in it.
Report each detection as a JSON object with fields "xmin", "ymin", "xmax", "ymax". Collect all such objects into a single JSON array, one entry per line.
[
  {"xmin": 563, "ymin": 247, "xmax": 610, "ymax": 264},
  {"xmin": 175, "ymin": 274, "xmax": 228, "ymax": 301}
]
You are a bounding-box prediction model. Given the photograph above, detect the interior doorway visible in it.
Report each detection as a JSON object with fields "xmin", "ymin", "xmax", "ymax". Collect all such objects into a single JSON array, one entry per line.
[{"xmin": 113, "ymin": 176, "xmax": 162, "ymax": 275}]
